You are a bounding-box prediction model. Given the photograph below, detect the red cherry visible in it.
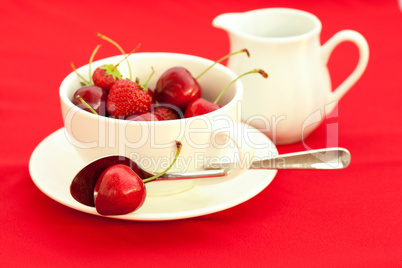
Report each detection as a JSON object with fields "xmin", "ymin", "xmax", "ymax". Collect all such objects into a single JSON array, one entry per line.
[
  {"xmin": 72, "ymin": 85, "xmax": 107, "ymax": 116},
  {"xmin": 154, "ymin": 67, "xmax": 201, "ymax": 112},
  {"xmin": 184, "ymin": 98, "xmax": 220, "ymax": 118},
  {"xmin": 94, "ymin": 164, "xmax": 146, "ymax": 215},
  {"xmin": 184, "ymin": 69, "xmax": 268, "ymax": 118},
  {"xmin": 154, "ymin": 49, "xmax": 250, "ymax": 113},
  {"xmin": 71, "ymin": 141, "xmax": 182, "ymax": 215},
  {"xmin": 70, "ymin": 156, "xmax": 144, "ymax": 207}
]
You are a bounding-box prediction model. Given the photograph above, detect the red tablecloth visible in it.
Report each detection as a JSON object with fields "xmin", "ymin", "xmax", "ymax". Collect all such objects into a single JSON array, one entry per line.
[{"xmin": 1, "ymin": 0, "xmax": 401, "ymax": 267}]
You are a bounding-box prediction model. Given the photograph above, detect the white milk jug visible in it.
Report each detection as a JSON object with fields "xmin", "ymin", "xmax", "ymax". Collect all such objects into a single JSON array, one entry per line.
[{"xmin": 213, "ymin": 8, "xmax": 369, "ymax": 144}]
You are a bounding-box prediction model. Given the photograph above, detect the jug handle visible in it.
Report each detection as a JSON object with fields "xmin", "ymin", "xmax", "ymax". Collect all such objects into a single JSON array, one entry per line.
[{"xmin": 321, "ymin": 30, "xmax": 369, "ymax": 103}]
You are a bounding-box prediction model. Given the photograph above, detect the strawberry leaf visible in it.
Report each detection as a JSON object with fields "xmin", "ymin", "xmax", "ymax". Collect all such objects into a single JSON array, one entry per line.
[{"xmin": 100, "ymin": 64, "xmax": 122, "ymax": 80}]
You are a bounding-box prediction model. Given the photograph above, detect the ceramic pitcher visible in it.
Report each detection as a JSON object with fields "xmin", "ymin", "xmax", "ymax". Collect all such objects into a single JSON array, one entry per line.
[{"xmin": 213, "ymin": 8, "xmax": 369, "ymax": 144}]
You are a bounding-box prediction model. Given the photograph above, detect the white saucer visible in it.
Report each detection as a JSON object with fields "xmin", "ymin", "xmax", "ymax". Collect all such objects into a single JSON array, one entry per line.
[{"xmin": 29, "ymin": 124, "xmax": 278, "ymax": 221}]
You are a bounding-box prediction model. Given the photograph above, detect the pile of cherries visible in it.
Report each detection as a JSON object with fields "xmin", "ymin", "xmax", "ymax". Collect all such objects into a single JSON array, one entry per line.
[{"xmin": 71, "ymin": 33, "xmax": 267, "ymax": 121}]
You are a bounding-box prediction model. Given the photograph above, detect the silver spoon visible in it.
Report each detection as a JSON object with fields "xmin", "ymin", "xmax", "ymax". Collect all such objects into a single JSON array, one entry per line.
[
  {"xmin": 70, "ymin": 155, "xmax": 227, "ymax": 207},
  {"xmin": 156, "ymin": 147, "xmax": 351, "ymax": 179},
  {"xmin": 70, "ymin": 147, "xmax": 350, "ymax": 206},
  {"xmin": 75, "ymin": 147, "xmax": 350, "ymax": 185},
  {"xmin": 205, "ymin": 147, "xmax": 351, "ymax": 171}
]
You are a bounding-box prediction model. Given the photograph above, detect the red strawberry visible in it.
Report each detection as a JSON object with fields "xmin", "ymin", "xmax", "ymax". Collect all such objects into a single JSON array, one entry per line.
[
  {"xmin": 144, "ymin": 87, "xmax": 155, "ymax": 104},
  {"xmin": 153, "ymin": 107, "xmax": 180, "ymax": 120},
  {"xmin": 106, "ymin": 79, "xmax": 153, "ymax": 117},
  {"xmin": 92, "ymin": 64, "xmax": 122, "ymax": 92}
]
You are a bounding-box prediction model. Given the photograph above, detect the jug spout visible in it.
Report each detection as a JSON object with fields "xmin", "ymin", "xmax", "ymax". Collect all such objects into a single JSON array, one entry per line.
[{"xmin": 212, "ymin": 13, "xmax": 240, "ymax": 32}]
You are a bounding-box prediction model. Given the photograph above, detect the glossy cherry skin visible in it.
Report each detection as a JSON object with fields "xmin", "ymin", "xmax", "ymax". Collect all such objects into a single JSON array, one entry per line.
[
  {"xmin": 70, "ymin": 156, "xmax": 145, "ymax": 207},
  {"xmin": 184, "ymin": 98, "xmax": 221, "ymax": 118},
  {"xmin": 72, "ymin": 85, "xmax": 107, "ymax": 116},
  {"xmin": 94, "ymin": 164, "xmax": 146, "ymax": 215},
  {"xmin": 154, "ymin": 67, "xmax": 201, "ymax": 112}
]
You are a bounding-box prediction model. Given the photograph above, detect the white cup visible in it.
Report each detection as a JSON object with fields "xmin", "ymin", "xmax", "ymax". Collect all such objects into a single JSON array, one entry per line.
[
  {"xmin": 60, "ymin": 53, "xmax": 254, "ymax": 196},
  {"xmin": 213, "ymin": 8, "xmax": 369, "ymax": 144}
]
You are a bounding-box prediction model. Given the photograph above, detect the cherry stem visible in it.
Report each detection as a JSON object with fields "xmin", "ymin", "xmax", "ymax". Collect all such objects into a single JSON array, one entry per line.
[
  {"xmin": 76, "ymin": 95, "xmax": 99, "ymax": 115},
  {"xmin": 88, "ymin": 44, "xmax": 101, "ymax": 85},
  {"xmin": 71, "ymin": 62, "xmax": 91, "ymax": 85},
  {"xmin": 95, "ymin": 32, "xmax": 132, "ymax": 80},
  {"xmin": 195, "ymin": 49, "xmax": 249, "ymax": 80},
  {"xmin": 213, "ymin": 69, "xmax": 268, "ymax": 105},
  {"xmin": 142, "ymin": 67, "xmax": 155, "ymax": 92},
  {"xmin": 142, "ymin": 141, "xmax": 182, "ymax": 183},
  {"xmin": 111, "ymin": 43, "xmax": 141, "ymax": 72}
]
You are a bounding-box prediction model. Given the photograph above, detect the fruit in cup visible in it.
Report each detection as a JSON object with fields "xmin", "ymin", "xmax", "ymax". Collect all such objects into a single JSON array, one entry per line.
[
  {"xmin": 91, "ymin": 42, "xmax": 141, "ymax": 92},
  {"xmin": 70, "ymin": 35, "xmax": 264, "ymax": 120},
  {"xmin": 154, "ymin": 67, "xmax": 201, "ymax": 112},
  {"xmin": 106, "ymin": 79, "xmax": 154, "ymax": 117},
  {"xmin": 72, "ymin": 85, "xmax": 107, "ymax": 116},
  {"xmin": 70, "ymin": 38, "xmax": 138, "ymax": 115},
  {"xmin": 154, "ymin": 49, "xmax": 249, "ymax": 112},
  {"xmin": 70, "ymin": 36, "xmax": 155, "ymax": 119},
  {"xmin": 92, "ymin": 64, "xmax": 122, "ymax": 92},
  {"xmin": 152, "ymin": 106, "xmax": 181, "ymax": 120},
  {"xmin": 184, "ymin": 69, "xmax": 268, "ymax": 118},
  {"xmin": 184, "ymin": 98, "xmax": 220, "ymax": 118},
  {"xmin": 105, "ymin": 66, "xmax": 156, "ymax": 118}
]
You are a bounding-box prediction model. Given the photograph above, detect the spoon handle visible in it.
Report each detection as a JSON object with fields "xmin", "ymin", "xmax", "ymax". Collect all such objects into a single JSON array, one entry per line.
[
  {"xmin": 155, "ymin": 148, "xmax": 350, "ymax": 179},
  {"xmin": 207, "ymin": 148, "xmax": 351, "ymax": 170},
  {"xmin": 251, "ymin": 147, "xmax": 351, "ymax": 169},
  {"xmin": 156, "ymin": 169, "xmax": 227, "ymax": 180}
]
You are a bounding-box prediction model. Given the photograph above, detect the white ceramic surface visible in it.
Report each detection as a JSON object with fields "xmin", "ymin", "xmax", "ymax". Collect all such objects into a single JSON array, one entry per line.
[
  {"xmin": 29, "ymin": 126, "xmax": 278, "ymax": 221},
  {"xmin": 213, "ymin": 8, "xmax": 369, "ymax": 144},
  {"xmin": 60, "ymin": 52, "xmax": 254, "ymax": 196}
]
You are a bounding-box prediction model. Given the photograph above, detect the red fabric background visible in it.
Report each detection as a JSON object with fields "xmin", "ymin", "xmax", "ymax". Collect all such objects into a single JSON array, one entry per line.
[{"xmin": 1, "ymin": 0, "xmax": 401, "ymax": 267}]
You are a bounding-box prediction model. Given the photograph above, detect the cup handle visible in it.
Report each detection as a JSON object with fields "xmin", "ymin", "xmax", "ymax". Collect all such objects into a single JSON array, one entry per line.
[
  {"xmin": 193, "ymin": 122, "xmax": 256, "ymax": 186},
  {"xmin": 321, "ymin": 30, "xmax": 369, "ymax": 103}
]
